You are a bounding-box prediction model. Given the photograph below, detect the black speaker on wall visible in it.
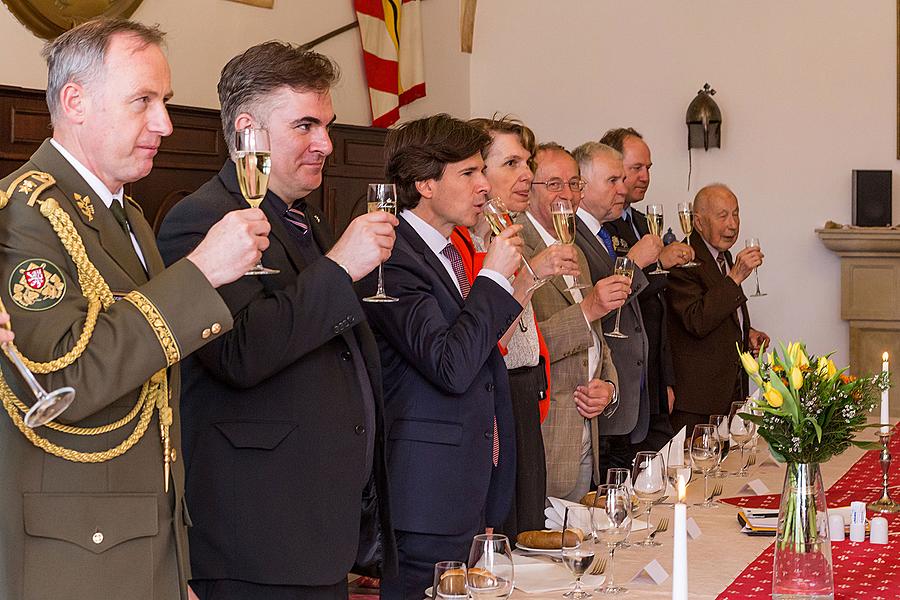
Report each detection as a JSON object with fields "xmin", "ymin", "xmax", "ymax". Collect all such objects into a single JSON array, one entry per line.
[{"xmin": 852, "ymin": 170, "xmax": 892, "ymax": 227}]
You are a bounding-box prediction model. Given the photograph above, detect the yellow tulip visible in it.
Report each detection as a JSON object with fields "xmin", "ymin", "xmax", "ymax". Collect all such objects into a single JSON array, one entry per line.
[
  {"xmin": 826, "ymin": 359, "xmax": 837, "ymax": 378},
  {"xmin": 764, "ymin": 385, "xmax": 784, "ymax": 408},
  {"xmin": 787, "ymin": 342, "xmax": 809, "ymax": 368},
  {"xmin": 790, "ymin": 366, "xmax": 804, "ymax": 390},
  {"xmin": 817, "ymin": 356, "xmax": 828, "ymax": 376},
  {"xmin": 740, "ymin": 351, "xmax": 759, "ymax": 376}
]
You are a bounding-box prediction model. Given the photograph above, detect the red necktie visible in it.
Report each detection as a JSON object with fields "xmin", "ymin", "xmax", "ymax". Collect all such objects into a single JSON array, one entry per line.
[{"xmin": 441, "ymin": 243, "xmax": 499, "ymax": 467}]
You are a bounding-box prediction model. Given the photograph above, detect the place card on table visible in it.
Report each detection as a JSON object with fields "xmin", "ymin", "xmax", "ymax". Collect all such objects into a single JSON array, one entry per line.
[
  {"xmin": 737, "ymin": 478, "xmax": 771, "ymax": 496},
  {"xmin": 628, "ymin": 559, "xmax": 669, "ymax": 585},
  {"xmin": 686, "ymin": 517, "xmax": 702, "ymax": 539}
]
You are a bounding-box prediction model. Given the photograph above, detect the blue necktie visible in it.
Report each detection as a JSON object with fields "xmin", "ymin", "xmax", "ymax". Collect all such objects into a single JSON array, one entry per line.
[{"xmin": 597, "ymin": 228, "xmax": 616, "ymax": 258}]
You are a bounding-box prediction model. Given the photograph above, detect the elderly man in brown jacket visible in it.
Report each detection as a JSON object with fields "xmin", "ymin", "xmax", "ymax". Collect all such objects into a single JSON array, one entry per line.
[{"xmin": 0, "ymin": 19, "xmax": 268, "ymax": 600}]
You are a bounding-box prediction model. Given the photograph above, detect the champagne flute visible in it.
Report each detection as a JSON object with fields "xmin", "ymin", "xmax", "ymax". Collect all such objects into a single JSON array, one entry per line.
[
  {"xmin": 709, "ymin": 414, "xmax": 731, "ymax": 478},
  {"xmin": 483, "ymin": 197, "xmax": 549, "ymax": 292},
  {"xmin": 676, "ymin": 202, "xmax": 700, "ymax": 267},
  {"xmin": 632, "ymin": 451, "xmax": 666, "ymax": 547},
  {"xmin": 235, "ymin": 126, "xmax": 279, "ymax": 276},
  {"xmin": 745, "ymin": 238, "xmax": 767, "ymax": 297},
  {"xmin": 363, "ymin": 183, "xmax": 399, "ymax": 303},
  {"xmin": 730, "ymin": 400, "xmax": 758, "ymax": 477},
  {"xmin": 691, "ymin": 424, "xmax": 721, "ymax": 508},
  {"xmin": 467, "ymin": 533, "xmax": 514, "ymax": 600},
  {"xmin": 561, "ymin": 506, "xmax": 595, "ymax": 598},
  {"xmin": 432, "ymin": 561, "xmax": 468, "ymax": 600},
  {"xmin": 0, "ymin": 307, "xmax": 75, "ymax": 427},
  {"xmin": 645, "ymin": 204, "xmax": 668, "ymax": 275},
  {"xmin": 592, "ymin": 484, "xmax": 631, "ymax": 595},
  {"xmin": 550, "ymin": 198, "xmax": 589, "ymax": 291},
  {"xmin": 604, "ymin": 257, "xmax": 634, "ymax": 339}
]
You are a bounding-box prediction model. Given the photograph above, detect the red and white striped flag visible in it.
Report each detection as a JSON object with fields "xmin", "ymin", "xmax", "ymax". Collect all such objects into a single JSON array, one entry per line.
[{"xmin": 355, "ymin": 0, "xmax": 426, "ymax": 127}]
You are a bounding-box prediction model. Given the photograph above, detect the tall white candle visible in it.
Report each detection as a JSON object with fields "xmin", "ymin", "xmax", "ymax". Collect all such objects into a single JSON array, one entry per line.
[
  {"xmin": 672, "ymin": 476, "xmax": 688, "ymax": 600},
  {"xmin": 881, "ymin": 352, "xmax": 890, "ymax": 435}
]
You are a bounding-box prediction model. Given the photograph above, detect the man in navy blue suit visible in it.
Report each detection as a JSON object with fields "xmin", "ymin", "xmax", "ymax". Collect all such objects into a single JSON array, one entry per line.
[{"xmin": 360, "ymin": 114, "xmax": 527, "ymax": 600}]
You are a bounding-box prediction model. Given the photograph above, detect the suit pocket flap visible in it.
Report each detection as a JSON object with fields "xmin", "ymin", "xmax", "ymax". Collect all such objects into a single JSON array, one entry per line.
[
  {"xmin": 215, "ymin": 421, "xmax": 297, "ymax": 450},
  {"xmin": 24, "ymin": 493, "xmax": 158, "ymax": 555},
  {"xmin": 389, "ymin": 419, "xmax": 462, "ymax": 446}
]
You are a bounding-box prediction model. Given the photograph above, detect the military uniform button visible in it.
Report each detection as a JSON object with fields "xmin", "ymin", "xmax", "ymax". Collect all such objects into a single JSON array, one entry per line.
[
  {"xmin": 92, "ymin": 532, "xmax": 104, "ymax": 544},
  {"xmin": 211, "ymin": 323, "xmax": 222, "ymax": 334},
  {"xmin": 355, "ymin": 425, "xmax": 366, "ymax": 435},
  {"xmin": 201, "ymin": 328, "xmax": 211, "ymax": 339},
  {"xmin": 341, "ymin": 351, "xmax": 352, "ymax": 361}
]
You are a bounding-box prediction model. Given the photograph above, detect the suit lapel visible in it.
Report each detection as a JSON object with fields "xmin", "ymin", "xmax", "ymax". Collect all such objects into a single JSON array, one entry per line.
[
  {"xmin": 397, "ymin": 217, "xmax": 464, "ymax": 308},
  {"xmin": 123, "ymin": 199, "xmax": 156, "ymax": 281},
  {"xmin": 693, "ymin": 236, "xmax": 744, "ymax": 333},
  {"xmin": 31, "ymin": 141, "xmax": 146, "ymax": 284},
  {"xmin": 575, "ymin": 216, "xmax": 614, "ymax": 283},
  {"xmin": 518, "ymin": 214, "xmax": 576, "ymax": 306}
]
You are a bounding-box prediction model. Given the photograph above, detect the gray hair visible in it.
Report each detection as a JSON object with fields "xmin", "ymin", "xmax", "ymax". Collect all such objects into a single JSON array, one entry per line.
[
  {"xmin": 218, "ymin": 42, "xmax": 340, "ymax": 155},
  {"xmin": 42, "ymin": 19, "xmax": 166, "ymax": 123},
  {"xmin": 571, "ymin": 142, "xmax": 622, "ymax": 175}
]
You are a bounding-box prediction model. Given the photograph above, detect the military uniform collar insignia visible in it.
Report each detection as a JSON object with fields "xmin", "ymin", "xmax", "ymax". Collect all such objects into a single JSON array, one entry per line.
[{"xmin": 73, "ymin": 192, "xmax": 94, "ymax": 221}]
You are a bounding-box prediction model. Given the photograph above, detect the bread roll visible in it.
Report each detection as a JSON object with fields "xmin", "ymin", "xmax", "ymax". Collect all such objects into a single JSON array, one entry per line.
[{"xmin": 516, "ymin": 528, "xmax": 584, "ymax": 549}]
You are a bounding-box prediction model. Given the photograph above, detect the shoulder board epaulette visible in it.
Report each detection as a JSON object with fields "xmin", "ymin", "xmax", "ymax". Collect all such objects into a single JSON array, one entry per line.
[
  {"xmin": 0, "ymin": 171, "xmax": 56, "ymax": 209},
  {"xmin": 124, "ymin": 194, "xmax": 144, "ymax": 216}
]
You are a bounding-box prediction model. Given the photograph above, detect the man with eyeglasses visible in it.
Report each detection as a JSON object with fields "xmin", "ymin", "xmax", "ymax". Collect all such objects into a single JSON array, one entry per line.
[
  {"xmin": 518, "ymin": 142, "xmax": 629, "ymax": 501},
  {"xmin": 601, "ymin": 128, "xmax": 693, "ymax": 451}
]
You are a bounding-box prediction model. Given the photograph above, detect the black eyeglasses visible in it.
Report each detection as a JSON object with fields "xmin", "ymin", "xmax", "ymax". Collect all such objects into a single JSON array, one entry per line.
[{"xmin": 531, "ymin": 178, "xmax": 586, "ymax": 192}]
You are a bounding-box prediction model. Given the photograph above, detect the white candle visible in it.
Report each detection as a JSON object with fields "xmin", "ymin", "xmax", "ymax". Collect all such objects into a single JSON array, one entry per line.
[
  {"xmin": 672, "ymin": 476, "xmax": 688, "ymax": 600},
  {"xmin": 882, "ymin": 352, "xmax": 890, "ymax": 435}
]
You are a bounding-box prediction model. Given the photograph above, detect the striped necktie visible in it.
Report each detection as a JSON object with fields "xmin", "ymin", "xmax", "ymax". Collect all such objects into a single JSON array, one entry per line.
[
  {"xmin": 440, "ymin": 242, "xmax": 499, "ymax": 467},
  {"xmin": 283, "ymin": 203, "xmax": 309, "ymax": 236}
]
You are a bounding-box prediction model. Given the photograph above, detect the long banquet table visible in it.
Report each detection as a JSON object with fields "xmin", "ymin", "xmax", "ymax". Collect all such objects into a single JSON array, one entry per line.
[{"xmin": 509, "ymin": 444, "xmax": 875, "ymax": 600}]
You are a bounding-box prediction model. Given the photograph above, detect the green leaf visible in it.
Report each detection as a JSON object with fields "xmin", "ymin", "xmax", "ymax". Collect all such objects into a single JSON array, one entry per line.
[{"xmin": 851, "ymin": 439, "xmax": 883, "ymax": 451}]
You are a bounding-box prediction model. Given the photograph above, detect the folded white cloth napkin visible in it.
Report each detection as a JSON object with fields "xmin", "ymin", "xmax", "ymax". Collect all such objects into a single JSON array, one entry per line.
[{"xmin": 544, "ymin": 496, "xmax": 649, "ymax": 533}]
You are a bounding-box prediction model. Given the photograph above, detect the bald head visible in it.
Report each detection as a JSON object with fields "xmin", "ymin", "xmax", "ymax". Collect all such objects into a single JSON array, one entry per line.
[{"xmin": 693, "ymin": 183, "xmax": 740, "ymax": 252}]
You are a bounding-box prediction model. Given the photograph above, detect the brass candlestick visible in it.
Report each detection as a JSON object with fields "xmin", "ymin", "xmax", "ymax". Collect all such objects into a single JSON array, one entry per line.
[{"xmin": 868, "ymin": 431, "xmax": 900, "ymax": 513}]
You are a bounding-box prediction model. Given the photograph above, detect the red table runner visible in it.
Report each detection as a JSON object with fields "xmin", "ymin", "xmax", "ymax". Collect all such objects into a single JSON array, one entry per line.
[{"xmin": 716, "ymin": 433, "xmax": 900, "ymax": 600}]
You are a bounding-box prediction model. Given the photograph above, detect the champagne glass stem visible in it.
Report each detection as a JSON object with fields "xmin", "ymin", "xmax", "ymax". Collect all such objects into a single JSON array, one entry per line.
[
  {"xmin": 703, "ymin": 472, "xmax": 709, "ymax": 501},
  {"xmin": 644, "ymin": 502, "xmax": 653, "ymax": 539},
  {"xmin": 606, "ymin": 547, "xmax": 616, "ymax": 589},
  {"xmin": 375, "ymin": 263, "xmax": 387, "ymax": 296},
  {"xmin": 612, "ymin": 308, "xmax": 623, "ymax": 334},
  {"xmin": 754, "ymin": 269, "xmax": 762, "ymax": 295}
]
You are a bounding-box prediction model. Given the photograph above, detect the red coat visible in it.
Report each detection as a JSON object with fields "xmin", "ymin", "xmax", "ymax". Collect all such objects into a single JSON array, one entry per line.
[{"xmin": 451, "ymin": 227, "xmax": 551, "ymax": 422}]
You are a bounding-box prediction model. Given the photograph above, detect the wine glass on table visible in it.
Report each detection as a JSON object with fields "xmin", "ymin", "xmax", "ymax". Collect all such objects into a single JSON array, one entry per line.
[
  {"xmin": 363, "ymin": 183, "xmax": 399, "ymax": 303},
  {"xmin": 432, "ymin": 561, "xmax": 468, "ymax": 600},
  {"xmin": 483, "ymin": 196, "xmax": 549, "ymax": 292},
  {"xmin": 605, "ymin": 468, "xmax": 633, "ymax": 548},
  {"xmin": 745, "ymin": 238, "xmax": 767, "ymax": 297},
  {"xmin": 691, "ymin": 424, "xmax": 722, "ymax": 508},
  {"xmin": 0, "ymin": 303, "xmax": 75, "ymax": 427},
  {"xmin": 603, "ymin": 257, "xmax": 634, "ymax": 339},
  {"xmin": 561, "ymin": 506, "xmax": 596, "ymax": 598},
  {"xmin": 467, "ymin": 533, "xmax": 514, "ymax": 600},
  {"xmin": 709, "ymin": 414, "xmax": 731, "ymax": 478},
  {"xmin": 676, "ymin": 202, "xmax": 700, "ymax": 267},
  {"xmin": 631, "ymin": 451, "xmax": 666, "ymax": 547},
  {"xmin": 592, "ymin": 484, "xmax": 632, "ymax": 595},
  {"xmin": 645, "ymin": 204, "xmax": 668, "ymax": 275},
  {"xmin": 235, "ymin": 126, "xmax": 278, "ymax": 276},
  {"xmin": 730, "ymin": 400, "xmax": 758, "ymax": 477},
  {"xmin": 550, "ymin": 198, "xmax": 589, "ymax": 291}
]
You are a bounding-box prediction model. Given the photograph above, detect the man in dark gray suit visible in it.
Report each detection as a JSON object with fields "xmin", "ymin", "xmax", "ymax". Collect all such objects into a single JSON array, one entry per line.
[{"xmin": 572, "ymin": 142, "xmax": 661, "ymax": 473}]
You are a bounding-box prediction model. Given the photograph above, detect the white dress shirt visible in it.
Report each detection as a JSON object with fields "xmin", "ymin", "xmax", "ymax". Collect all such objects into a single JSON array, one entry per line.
[{"xmin": 50, "ymin": 139, "xmax": 148, "ymax": 270}]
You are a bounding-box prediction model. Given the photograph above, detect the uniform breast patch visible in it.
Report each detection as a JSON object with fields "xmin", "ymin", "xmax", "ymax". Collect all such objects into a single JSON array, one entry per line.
[{"xmin": 9, "ymin": 259, "xmax": 66, "ymax": 311}]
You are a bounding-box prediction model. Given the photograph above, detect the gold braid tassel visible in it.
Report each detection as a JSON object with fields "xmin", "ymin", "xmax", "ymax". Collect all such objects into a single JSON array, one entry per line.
[{"xmin": 0, "ymin": 197, "xmax": 171, "ymax": 475}]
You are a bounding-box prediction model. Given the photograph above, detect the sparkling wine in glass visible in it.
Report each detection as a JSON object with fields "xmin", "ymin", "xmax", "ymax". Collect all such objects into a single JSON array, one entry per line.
[
  {"xmin": 467, "ymin": 534, "xmax": 514, "ymax": 600},
  {"xmin": 604, "ymin": 257, "xmax": 634, "ymax": 339},
  {"xmin": 745, "ymin": 238, "xmax": 767, "ymax": 297},
  {"xmin": 691, "ymin": 424, "xmax": 722, "ymax": 508},
  {"xmin": 484, "ymin": 197, "xmax": 549, "ymax": 292},
  {"xmin": 676, "ymin": 202, "xmax": 700, "ymax": 267},
  {"xmin": 235, "ymin": 126, "xmax": 279, "ymax": 276},
  {"xmin": 645, "ymin": 204, "xmax": 668, "ymax": 275},
  {"xmin": 561, "ymin": 506, "xmax": 595, "ymax": 598},
  {"xmin": 730, "ymin": 400, "xmax": 758, "ymax": 477},
  {"xmin": 550, "ymin": 198, "xmax": 588, "ymax": 291},
  {"xmin": 709, "ymin": 414, "xmax": 731, "ymax": 478},
  {"xmin": 363, "ymin": 183, "xmax": 399, "ymax": 303},
  {"xmin": 632, "ymin": 451, "xmax": 666, "ymax": 547},
  {"xmin": 592, "ymin": 484, "xmax": 631, "ymax": 595}
]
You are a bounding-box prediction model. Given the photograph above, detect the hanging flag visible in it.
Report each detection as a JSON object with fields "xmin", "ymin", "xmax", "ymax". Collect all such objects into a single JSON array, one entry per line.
[{"xmin": 355, "ymin": 0, "xmax": 426, "ymax": 127}]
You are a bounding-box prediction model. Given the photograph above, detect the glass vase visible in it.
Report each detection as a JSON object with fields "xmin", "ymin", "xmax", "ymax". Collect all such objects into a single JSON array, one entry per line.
[{"xmin": 772, "ymin": 462, "xmax": 834, "ymax": 600}]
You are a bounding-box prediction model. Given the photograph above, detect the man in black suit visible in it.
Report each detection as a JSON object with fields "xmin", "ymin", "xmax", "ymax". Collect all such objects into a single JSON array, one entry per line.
[
  {"xmin": 572, "ymin": 141, "xmax": 660, "ymax": 472},
  {"xmin": 600, "ymin": 128, "xmax": 694, "ymax": 449},
  {"xmin": 157, "ymin": 43, "xmax": 397, "ymax": 600},
  {"xmin": 666, "ymin": 184, "xmax": 769, "ymax": 434},
  {"xmin": 361, "ymin": 114, "xmax": 526, "ymax": 600}
]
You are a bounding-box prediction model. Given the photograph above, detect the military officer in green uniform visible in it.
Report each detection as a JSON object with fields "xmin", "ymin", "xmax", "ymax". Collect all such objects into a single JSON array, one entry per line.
[{"xmin": 0, "ymin": 19, "xmax": 271, "ymax": 600}]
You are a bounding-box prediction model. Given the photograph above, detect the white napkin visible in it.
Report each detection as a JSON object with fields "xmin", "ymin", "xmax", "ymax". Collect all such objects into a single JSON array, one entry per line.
[
  {"xmin": 661, "ymin": 426, "xmax": 687, "ymax": 495},
  {"xmin": 544, "ymin": 496, "xmax": 649, "ymax": 532},
  {"xmin": 513, "ymin": 557, "xmax": 606, "ymax": 594}
]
